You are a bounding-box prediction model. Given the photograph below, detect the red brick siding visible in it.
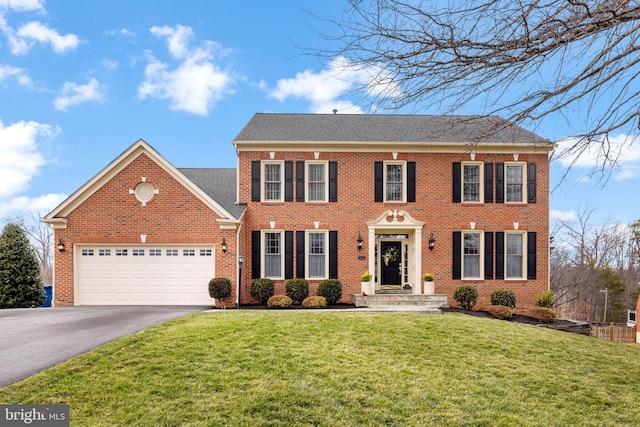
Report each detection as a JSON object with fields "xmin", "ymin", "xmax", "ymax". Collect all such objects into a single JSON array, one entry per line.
[
  {"xmin": 53, "ymin": 153, "xmax": 236, "ymax": 306},
  {"xmin": 239, "ymin": 151, "xmax": 549, "ymax": 307}
]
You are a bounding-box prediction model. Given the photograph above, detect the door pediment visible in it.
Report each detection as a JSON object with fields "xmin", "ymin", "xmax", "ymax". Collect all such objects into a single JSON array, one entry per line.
[{"xmin": 366, "ymin": 209, "xmax": 424, "ymax": 230}]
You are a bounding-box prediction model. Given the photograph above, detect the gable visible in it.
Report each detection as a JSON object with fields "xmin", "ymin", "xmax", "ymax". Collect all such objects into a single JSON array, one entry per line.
[{"xmin": 43, "ymin": 140, "xmax": 241, "ymax": 229}]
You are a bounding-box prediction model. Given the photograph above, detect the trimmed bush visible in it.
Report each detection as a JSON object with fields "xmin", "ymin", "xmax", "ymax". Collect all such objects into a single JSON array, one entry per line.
[
  {"xmin": 285, "ymin": 278, "xmax": 309, "ymax": 304},
  {"xmin": 208, "ymin": 277, "xmax": 232, "ymax": 309},
  {"xmin": 527, "ymin": 306, "xmax": 556, "ymax": 323},
  {"xmin": 250, "ymin": 278, "xmax": 275, "ymax": 304},
  {"xmin": 317, "ymin": 279, "xmax": 343, "ymax": 304},
  {"xmin": 491, "ymin": 289, "xmax": 517, "ymax": 308},
  {"xmin": 453, "ymin": 285, "xmax": 478, "ymax": 310},
  {"xmin": 535, "ymin": 290, "xmax": 555, "ymax": 308},
  {"xmin": 302, "ymin": 296, "xmax": 327, "ymax": 308},
  {"xmin": 487, "ymin": 304, "xmax": 513, "ymax": 319},
  {"xmin": 267, "ymin": 294, "xmax": 292, "ymax": 308}
]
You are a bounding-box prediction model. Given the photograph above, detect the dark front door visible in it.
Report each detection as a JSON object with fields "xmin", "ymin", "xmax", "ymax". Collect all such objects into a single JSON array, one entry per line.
[{"xmin": 380, "ymin": 241, "xmax": 402, "ymax": 287}]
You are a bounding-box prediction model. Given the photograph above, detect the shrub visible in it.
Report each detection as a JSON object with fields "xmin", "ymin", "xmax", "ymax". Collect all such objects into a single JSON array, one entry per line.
[
  {"xmin": 208, "ymin": 277, "xmax": 232, "ymax": 309},
  {"xmin": 423, "ymin": 273, "xmax": 434, "ymax": 282},
  {"xmin": 317, "ymin": 279, "xmax": 343, "ymax": 304},
  {"xmin": 487, "ymin": 305, "xmax": 513, "ymax": 319},
  {"xmin": 535, "ymin": 290, "xmax": 555, "ymax": 308},
  {"xmin": 285, "ymin": 278, "xmax": 309, "ymax": 304},
  {"xmin": 250, "ymin": 278, "xmax": 275, "ymax": 304},
  {"xmin": 302, "ymin": 296, "xmax": 327, "ymax": 308},
  {"xmin": 453, "ymin": 285, "xmax": 478, "ymax": 310},
  {"xmin": 491, "ymin": 289, "xmax": 517, "ymax": 308},
  {"xmin": 361, "ymin": 271, "xmax": 372, "ymax": 282},
  {"xmin": 527, "ymin": 307, "xmax": 556, "ymax": 323},
  {"xmin": 267, "ymin": 294, "xmax": 292, "ymax": 308}
]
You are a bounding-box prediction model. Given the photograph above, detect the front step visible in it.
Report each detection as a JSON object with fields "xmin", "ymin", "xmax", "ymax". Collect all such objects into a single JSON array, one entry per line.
[{"xmin": 352, "ymin": 293, "xmax": 449, "ymax": 308}]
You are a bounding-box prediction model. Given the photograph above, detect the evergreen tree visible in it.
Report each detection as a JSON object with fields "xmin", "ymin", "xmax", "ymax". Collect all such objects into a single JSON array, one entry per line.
[{"xmin": 0, "ymin": 222, "xmax": 44, "ymax": 308}]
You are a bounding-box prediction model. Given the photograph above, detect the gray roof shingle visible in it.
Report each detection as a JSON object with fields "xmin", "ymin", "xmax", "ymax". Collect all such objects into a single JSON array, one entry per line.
[
  {"xmin": 178, "ymin": 168, "xmax": 246, "ymax": 219},
  {"xmin": 233, "ymin": 113, "xmax": 551, "ymax": 145}
]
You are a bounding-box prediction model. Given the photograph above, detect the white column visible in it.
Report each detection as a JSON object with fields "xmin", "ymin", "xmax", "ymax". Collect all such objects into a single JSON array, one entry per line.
[
  {"xmin": 414, "ymin": 228, "xmax": 423, "ymax": 294},
  {"xmin": 368, "ymin": 228, "xmax": 376, "ymax": 292}
]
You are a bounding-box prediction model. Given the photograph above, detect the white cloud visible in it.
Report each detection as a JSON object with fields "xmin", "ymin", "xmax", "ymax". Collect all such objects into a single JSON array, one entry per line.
[
  {"xmin": 53, "ymin": 78, "xmax": 105, "ymax": 111},
  {"xmin": 137, "ymin": 25, "xmax": 235, "ymax": 116},
  {"xmin": 268, "ymin": 56, "xmax": 401, "ymax": 114},
  {"xmin": 13, "ymin": 21, "xmax": 80, "ymax": 54},
  {"xmin": 105, "ymin": 28, "xmax": 136, "ymax": 38},
  {"xmin": 550, "ymin": 210, "xmax": 577, "ymax": 222},
  {"xmin": 553, "ymin": 134, "xmax": 640, "ymax": 181},
  {"xmin": 0, "ymin": 0, "xmax": 45, "ymax": 12},
  {"xmin": 0, "ymin": 119, "xmax": 59, "ymax": 206},
  {"xmin": 0, "ymin": 193, "xmax": 68, "ymax": 219},
  {"xmin": 0, "ymin": 64, "xmax": 32, "ymax": 87}
]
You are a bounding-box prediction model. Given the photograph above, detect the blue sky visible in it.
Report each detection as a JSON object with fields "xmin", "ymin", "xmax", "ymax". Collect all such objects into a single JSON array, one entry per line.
[{"xmin": 0, "ymin": 0, "xmax": 638, "ymax": 227}]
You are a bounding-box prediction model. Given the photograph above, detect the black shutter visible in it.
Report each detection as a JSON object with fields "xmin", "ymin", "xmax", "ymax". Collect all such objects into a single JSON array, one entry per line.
[
  {"xmin": 329, "ymin": 231, "xmax": 338, "ymax": 279},
  {"xmin": 527, "ymin": 163, "xmax": 537, "ymax": 203},
  {"xmin": 296, "ymin": 161, "xmax": 305, "ymax": 202},
  {"xmin": 527, "ymin": 232, "xmax": 537, "ymax": 279},
  {"xmin": 285, "ymin": 231, "xmax": 293, "ymax": 279},
  {"xmin": 407, "ymin": 161, "xmax": 416, "ymax": 202},
  {"xmin": 495, "ymin": 163, "xmax": 504, "ymax": 203},
  {"xmin": 452, "ymin": 162, "xmax": 461, "ymax": 203},
  {"xmin": 329, "ymin": 161, "xmax": 338, "ymax": 202},
  {"xmin": 251, "ymin": 161, "xmax": 261, "ymax": 202},
  {"xmin": 296, "ymin": 231, "xmax": 305, "ymax": 278},
  {"xmin": 484, "ymin": 163, "xmax": 493, "ymax": 203},
  {"xmin": 495, "ymin": 232, "xmax": 504, "ymax": 279},
  {"xmin": 285, "ymin": 161, "xmax": 293, "ymax": 202},
  {"xmin": 452, "ymin": 231, "xmax": 461, "ymax": 279},
  {"xmin": 374, "ymin": 162, "xmax": 383, "ymax": 202},
  {"xmin": 484, "ymin": 232, "xmax": 494, "ymax": 279},
  {"xmin": 251, "ymin": 231, "xmax": 261, "ymax": 279}
]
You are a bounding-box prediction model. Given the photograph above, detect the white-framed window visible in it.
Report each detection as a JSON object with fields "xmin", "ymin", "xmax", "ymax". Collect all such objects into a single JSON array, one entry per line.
[
  {"xmin": 166, "ymin": 249, "xmax": 178, "ymax": 256},
  {"xmin": 307, "ymin": 230, "xmax": 328, "ymax": 279},
  {"xmin": 200, "ymin": 249, "xmax": 212, "ymax": 257},
  {"xmin": 263, "ymin": 230, "xmax": 284, "ymax": 279},
  {"xmin": 505, "ymin": 232, "xmax": 526, "ymax": 279},
  {"xmin": 183, "ymin": 249, "xmax": 195, "ymax": 256},
  {"xmin": 133, "ymin": 249, "xmax": 144, "ymax": 256},
  {"xmin": 262, "ymin": 161, "xmax": 284, "ymax": 202},
  {"xmin": 505, "ymin": 162, "xmax": 526, "ymax": 203},
  {"xmin": 385, "ymin": 161, "xmax": 406, "ymax": 202},
  {"xmin": 149, "ymin": 249, "xmax": 161, "ymax": 256},
  {"xmin": 116, "ymin": 249, "xmax": 128, "ymax": 256},
  {"xmin": 306, "ymin": 161, "xmax": 328, "ymax": 202},
  {"xmin": 462, "ymin": 162, "xmax": 483, "ymax": 203},
  {"xmin": 463, "ymin": 231, "xmax": 483, "ymax": 279},
  {"xmin": 99, "ymin": 249, "xmax": 111, "ymax": 256},
  {"xmin": 82, "ymin": 249, "xmax": 94, "ymax": 256}
]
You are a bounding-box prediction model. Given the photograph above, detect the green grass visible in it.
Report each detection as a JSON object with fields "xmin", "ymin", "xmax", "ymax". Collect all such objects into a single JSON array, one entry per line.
[{"xmin": 2, "ymin": 311, "xmax": 640, "ymax": 426}]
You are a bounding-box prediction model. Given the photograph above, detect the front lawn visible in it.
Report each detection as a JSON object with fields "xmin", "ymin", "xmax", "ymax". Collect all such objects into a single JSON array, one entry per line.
[{"xmin": 1, "ymin": 311, "xmax": 639, "ymax": 426}]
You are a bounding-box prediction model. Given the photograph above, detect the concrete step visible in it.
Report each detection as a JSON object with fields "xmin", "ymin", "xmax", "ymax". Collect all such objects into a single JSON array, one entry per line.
[{"xmin": 352, "ymin": 294, "xmax": 449, "ymax": 308}]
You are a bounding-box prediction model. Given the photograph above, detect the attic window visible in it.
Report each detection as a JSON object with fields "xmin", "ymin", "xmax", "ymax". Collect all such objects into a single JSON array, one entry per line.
[{"xmin": 134, "ymin": 182, "xmax": 157, "ymax": 206}]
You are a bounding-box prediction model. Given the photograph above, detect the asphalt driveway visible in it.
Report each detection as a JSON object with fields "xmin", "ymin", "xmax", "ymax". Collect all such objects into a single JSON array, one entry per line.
[{"xmin": 0, "ymin": 305, "xmax": 210, "ymax": 388}]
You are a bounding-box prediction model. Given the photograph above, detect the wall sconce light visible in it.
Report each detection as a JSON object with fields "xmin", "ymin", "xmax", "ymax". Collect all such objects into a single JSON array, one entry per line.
[
  {"xmin": 428, "ymin": 232, "xmax": 436, "ymax": 251},
  {"xmin": 221, "ymin": 238, "xmax": 227, "ymax": 253},
  {"xmin": 357, "ymin": 232, "xmax": 363, "ymax": 251},
  {"xmin": 57, "ymin": 239, "xmax": 66, "ymax": 252}
]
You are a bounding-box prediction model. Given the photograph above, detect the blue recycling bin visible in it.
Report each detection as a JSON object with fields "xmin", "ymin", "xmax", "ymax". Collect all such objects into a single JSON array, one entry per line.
[{"xmin": 42, "ymin": 286, "xmax": 52, "ymax": 307}]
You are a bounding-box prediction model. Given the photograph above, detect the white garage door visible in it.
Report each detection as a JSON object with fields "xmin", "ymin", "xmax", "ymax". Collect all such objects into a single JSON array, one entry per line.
[{"xmin": 76, "ymin": 245, "xmax": 216, "ymax": 305}]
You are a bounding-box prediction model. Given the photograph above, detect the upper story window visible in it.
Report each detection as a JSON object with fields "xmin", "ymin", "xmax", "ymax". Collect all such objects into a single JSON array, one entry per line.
[
  {"xmin": 263, "ymin": 161, "xmax": 283, "ymax": 202},
  {"xmin": 505, "ymin": 162, "xmax": 526, "ymax": 203},
  {"xmin": 505, "ymin": 232, "xmax": 525, "ymax": 279},
  {"xmin": 463, "ymin": 231, "xmax": 483, "ymax": 279},
  {"xmin": 307, "ymin": 162, "xmax": 327, "ymax": 202},
  {"xmin": 384, "ymin": 161, "xmax": 406, "ymax": 202},
  {"xmin": 463, "ymin": 162, "xmax": 483, "ymax": 203}
]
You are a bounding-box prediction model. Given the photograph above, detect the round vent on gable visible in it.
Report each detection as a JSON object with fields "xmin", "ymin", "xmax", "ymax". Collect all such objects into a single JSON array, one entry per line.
[{"xmin": 134, "ymin": 182, "xmax": 155, "ymax": 204}]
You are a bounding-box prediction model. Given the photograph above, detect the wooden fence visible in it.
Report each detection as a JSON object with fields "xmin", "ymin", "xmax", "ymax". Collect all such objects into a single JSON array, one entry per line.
[{"xmin": 590, "ymin": 323, "xmax": 636, "ymax": 344}]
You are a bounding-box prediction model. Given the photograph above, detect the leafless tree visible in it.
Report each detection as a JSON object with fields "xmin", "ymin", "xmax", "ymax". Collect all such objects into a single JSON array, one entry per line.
[
  {"xmin": 327, "ymin": 0, "xmax": 640, "ymax": 175},
  {"xmin": 8, "ymin": 212, "xmax": 53, "ymax": 286}
]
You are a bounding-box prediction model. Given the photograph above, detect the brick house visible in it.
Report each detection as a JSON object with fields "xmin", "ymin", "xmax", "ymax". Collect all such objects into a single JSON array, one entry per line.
[{"xmin": 44, "ymin": 113, "xmax": 554, "ymax": 307}]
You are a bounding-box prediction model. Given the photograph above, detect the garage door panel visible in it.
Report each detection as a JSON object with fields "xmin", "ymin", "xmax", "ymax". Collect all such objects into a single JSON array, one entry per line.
[{"xmin": 77, "ymin": 245, "xmax": 215, "ymax": 305}]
